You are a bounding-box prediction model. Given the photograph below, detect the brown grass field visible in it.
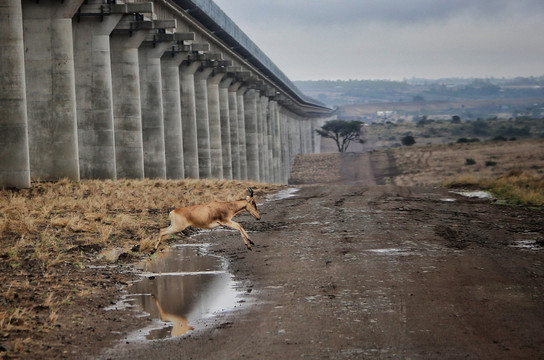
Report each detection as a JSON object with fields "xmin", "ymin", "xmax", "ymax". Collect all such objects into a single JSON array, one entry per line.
[{"xmin": 0, "ymin": 179, "xmax": 283, "ymax": 358}]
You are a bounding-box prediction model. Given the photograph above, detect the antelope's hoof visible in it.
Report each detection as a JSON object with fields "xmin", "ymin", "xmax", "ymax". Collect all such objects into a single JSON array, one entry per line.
[
  {"xmin": 249, "ymin": 240, "xmax": 255, "ymax": 245},
  {"xmin": 246, "ymin": 245, "xmax": 252, "ymax": 251}
]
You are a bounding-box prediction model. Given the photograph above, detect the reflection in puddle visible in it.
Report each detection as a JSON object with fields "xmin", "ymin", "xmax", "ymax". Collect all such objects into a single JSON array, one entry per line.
[{"xmin": 121, "ymin": 244, "xmax": 241, "ymax": 340}]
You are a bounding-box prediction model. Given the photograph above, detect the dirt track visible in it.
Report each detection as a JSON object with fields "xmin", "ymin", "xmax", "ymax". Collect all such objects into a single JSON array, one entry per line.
[{"xmin": 97, "ymin": 152, "xmax": 544, "ymax": 360}]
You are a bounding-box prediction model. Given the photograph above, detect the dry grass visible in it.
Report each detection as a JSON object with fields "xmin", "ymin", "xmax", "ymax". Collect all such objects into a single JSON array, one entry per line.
[
  {"xmin": 389, "ymin": 139, "xmax": 544, "ymax": 188},
  {"xmin": 0, "ymin": 178, "xmax": 283, "ymax": 357},
  {"xmin": 447, "ymin": 169, "xmax": 544, "ymax": 206}
]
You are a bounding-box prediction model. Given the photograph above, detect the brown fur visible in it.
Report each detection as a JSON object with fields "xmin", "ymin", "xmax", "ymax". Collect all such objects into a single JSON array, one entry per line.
[{"xmin": 155, "ymin": 189, "xmax": 260, "ymax": 251}]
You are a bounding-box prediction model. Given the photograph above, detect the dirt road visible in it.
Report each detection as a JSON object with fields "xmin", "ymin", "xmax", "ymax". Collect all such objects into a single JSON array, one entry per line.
[{"xmin": 101, "ymin": 153, "xmax": 544, "ymax": 359}]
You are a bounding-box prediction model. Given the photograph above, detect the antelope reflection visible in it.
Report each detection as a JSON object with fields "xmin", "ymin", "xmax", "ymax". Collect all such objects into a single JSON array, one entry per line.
[{"xmin": 152, "ymin": 294, "xmax": 194, "ymax": 336}]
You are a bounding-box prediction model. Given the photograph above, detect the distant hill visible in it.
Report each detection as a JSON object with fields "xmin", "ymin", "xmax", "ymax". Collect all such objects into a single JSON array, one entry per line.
[
  {"xmin": 294, "ymin": 77, "xmax": 544, "ymax": 122},
  {"xmin": 294, "ymin": 77, "xmax": 544, "ymax": 107}
]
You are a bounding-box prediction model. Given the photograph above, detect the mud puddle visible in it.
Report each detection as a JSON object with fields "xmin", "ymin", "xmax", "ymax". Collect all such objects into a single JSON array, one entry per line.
[{"xmin": 109, "ymin": 244, "xmax": 243, "ymax": 341}]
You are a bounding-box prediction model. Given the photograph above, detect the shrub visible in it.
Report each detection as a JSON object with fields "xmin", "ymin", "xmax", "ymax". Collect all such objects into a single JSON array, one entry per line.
[
  {"xmin": 457, "ymin": 138, "xmax": 480, "ymax": 143},
  {"xmin": 465, "ymin": 158, "xmax": 476, "ymax": 165},
  {"xmin": 401, "ymin": 135, "xmax": 416, "ymax": 146},
  {"xmin": 485, "ymin": 160, "xmax": 497, "ymax": 167}
]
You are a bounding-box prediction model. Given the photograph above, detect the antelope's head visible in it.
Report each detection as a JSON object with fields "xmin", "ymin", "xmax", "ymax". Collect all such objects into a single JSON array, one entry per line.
[{"xmin": 245, "ymin": 187, "xmax": 261, "ymax": 220}]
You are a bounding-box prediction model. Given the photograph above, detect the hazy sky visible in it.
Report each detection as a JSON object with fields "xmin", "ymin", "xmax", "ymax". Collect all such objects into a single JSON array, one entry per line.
[{"xmin": 212, "ymin": 0, "xmax": 544, "ymax": 81}]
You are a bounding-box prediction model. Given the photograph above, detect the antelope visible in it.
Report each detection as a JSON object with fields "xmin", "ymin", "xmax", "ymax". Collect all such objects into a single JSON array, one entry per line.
[{"xmin": 155, "ymin": 187, "xmax": 261, "ymax": 251}]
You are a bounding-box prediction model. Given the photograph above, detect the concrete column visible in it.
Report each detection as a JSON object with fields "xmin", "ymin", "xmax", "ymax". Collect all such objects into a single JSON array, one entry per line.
[
  {"xmin": 179, "ymin": 61, "xmax": 200, "ymax": 178},
  {"xmin": 236, "ymin": 86, "xmax": 248, "ymax": 180},
  {"xmin": 72, "ymin": 8, "xmax": 121, "ymax": 179},
  {"xmin": 256, "ymin": 94, "xmax": 264, "ymax": 181},
  {"xmin": 110, "ymin": 26, "xmax": 148, "ymax": 179},
  {"xmin": 194, "ymin": 66, "xmax": 213, "ymax": 178},
  {"xmin": 207, "ymin": 70, "xmax": 225, "ymax": 179},
  {"xmin": 22, "ymin": 0, "xmax": 83, "ymax": 181},
  {"xmin": 219, "ymin": 76, "xmax": 233, "ymax": 179},
  {"xmin": 279, "ymin": 107, "xmax": 286, "ymax": 182},
  {"xmin": 288, "ymin": 114, "xmax": 301, "ymax": 164},
  {"xmin": 139, "ymin": 41, "xmax": 170, "ymax": 179},
  {"xmin": 0, "ymin": 0, "xmax": 30, "ymax": 188},
  {"xmin": 244, "ymin": 89, "xmax": 259, "ymax": 181},
  {"xmin": 161, "ymin": 53, "xmax": 186, "ymax": 179},
  {"xmin": 283, "ymin": 112, "xmax": 292, "ymax": 183},
  {"xmin": 259, "ymin": 96, "xmax": 270, "ymax": 182},
  {"xmin": 228, "ymin": 82, "xmax": 241, "ymax": 180},
  {"xmin": 265, "ymin": 98, "xmax": 274, "ymax": 182},
  {"xmin": 270, "ymin": 101, "xmax": 281, "ymax": 183}
]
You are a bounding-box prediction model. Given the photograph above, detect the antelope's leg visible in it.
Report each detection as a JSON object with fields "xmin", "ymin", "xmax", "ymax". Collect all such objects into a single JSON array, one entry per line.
[
  {"xmin": 223, "ymin": 220, "xmax": 254, "ymax": 249},
  {"xmin": 155, "ymin": 213, "xmax": 187, "ymax": 250}
]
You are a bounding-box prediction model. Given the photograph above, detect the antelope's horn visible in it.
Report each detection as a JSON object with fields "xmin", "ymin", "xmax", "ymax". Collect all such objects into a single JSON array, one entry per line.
[{"xmin": 247, "ymin": 187, "xmax": 254, "ymax": 197}]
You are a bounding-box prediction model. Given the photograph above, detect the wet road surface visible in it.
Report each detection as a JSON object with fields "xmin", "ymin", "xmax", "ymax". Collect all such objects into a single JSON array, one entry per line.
[{"xmin": 100, "ymin": 181, "xmax": 544, "ymax": 359}]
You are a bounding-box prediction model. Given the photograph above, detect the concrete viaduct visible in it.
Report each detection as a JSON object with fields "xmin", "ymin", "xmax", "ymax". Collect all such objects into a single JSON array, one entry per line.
[{"xmin": 0, "ymin": 0, "xmax": 333, "ymax": 188}]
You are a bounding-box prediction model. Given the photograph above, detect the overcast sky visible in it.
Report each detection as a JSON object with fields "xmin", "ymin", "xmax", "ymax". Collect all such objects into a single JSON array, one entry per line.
[{"xmin": 212, "ymin": 0, "xmax": 544, "ymax": 81}]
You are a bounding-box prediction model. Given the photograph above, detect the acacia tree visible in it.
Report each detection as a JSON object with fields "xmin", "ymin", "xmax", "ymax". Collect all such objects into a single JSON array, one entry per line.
[{"xmin": 315, "ymin": 119, "xmax": 364, "ymax": 152}]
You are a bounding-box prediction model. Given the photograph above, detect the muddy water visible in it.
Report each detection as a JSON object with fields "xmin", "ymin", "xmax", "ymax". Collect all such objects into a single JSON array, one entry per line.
[{"xmin": 123, "ymin": 244, "xmax": 241, "ymax": 340}]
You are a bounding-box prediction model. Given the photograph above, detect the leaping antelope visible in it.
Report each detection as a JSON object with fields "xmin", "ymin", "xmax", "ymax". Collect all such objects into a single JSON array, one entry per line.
[{"xmin": 155, "ymin": 187, "xmax": 261, "ymax": 251}]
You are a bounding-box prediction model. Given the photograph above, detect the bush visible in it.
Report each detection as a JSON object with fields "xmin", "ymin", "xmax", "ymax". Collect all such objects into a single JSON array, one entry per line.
[
  {"xmin": 485, "ymin": 161, "xmax": 497, "ymax": 167},
  {"xmin": 457, "ymin": 137, "xmax": 480, "ymax": 143},
  {"xmin": 465, "ymin": 158, "xmax": 476, "ymax": 165},
  {"xmin": 401, "ymin": 135, "xmax": 416, "ymax": 146}
]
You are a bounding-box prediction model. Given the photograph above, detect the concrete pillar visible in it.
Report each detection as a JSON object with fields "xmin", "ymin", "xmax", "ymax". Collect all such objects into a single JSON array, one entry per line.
[
  {"xmin": 265, "ymin": 98, "xmax": 274, "ymax": 182},
  {"xmin": 179, "ymin": 61, "xmax": 200, "ymax": 178},
  {"xmin": 228, "ymin": 82, "xmax": 241, "ymax": 180},
  {"xmin": 194, "ymin": 66, "xmax": 213, "ymax": 178},
  {"xmin": 236, "ymin": 86, "xmax": 248, "ymax": 180},
  {"xmin": 22, "ymin": 0, "xmax": 83, "ymax": 181},
  {"xmin": 110, "ymin": 25, "xmax": 148, "ymax": 179},
  {"xmin": 139, "ymin": 41, "xmax": 170, "ymax": 179},
  {"xmin": 288, "ymin": 114, "xmax": 301, "ymax": 164},
  {"xmin": 270, "ymin": 101, "xmax": 281, "ymax": 183},
  {"xmin": 244, "ymin": 89, "xmax": 259, "ymax": 181},
  {"xmin": 283, "ymin": 112, "xmax": 292, "ymax": 183},
  {"xmin": 259, "ymin": 96, "xmax": 270, "ymax": 182},
  {"xmin": 219, "ymin": 76, "xmax": 233, "ymax": 179},
  {"xmin": 279, "ymin": 107, "xmax": 287, "ymax": 182},
  {"xmin": 256, "ymin": 95, "xmax": 264, "ymax": 181},
  {"xmin": 207, "ymin": 70, "xmax": 225, "ymax": 179},
  {"xmin": 161, "ymin": 52, "xmax": 186, "ymax": 179},
  {"xmin": 72, "ymin": 8, "xmax": 121, "ymax": 179},
  {"xmin": 0, "ymin": 0, "xmax": 30, "ymax": 188}
]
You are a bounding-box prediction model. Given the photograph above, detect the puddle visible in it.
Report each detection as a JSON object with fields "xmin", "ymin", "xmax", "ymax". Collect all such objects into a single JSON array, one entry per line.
[
  {"xmin": 450, "ymin": 190, "xmax": 494, "ymax": 200},
  {"xmin": 110, "ymin": 244, "xmax": 242, "ymax": 341},
  {"xmin": 366, "ymin": 248, "xmax": 416, "ymax": 256},
  {"xmin": 266, "ymin": 188, "xmax": 300, "ymax": 201},
  {"xmin": 509, "ymin": 240, "xmax": 542, "ymax": 251}
]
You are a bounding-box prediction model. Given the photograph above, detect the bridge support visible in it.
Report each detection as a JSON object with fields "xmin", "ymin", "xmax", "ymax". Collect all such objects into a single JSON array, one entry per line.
[
  {"xmin": 110, "ymin": 25, "xmax": 148, "ymax": 179},
  {"xmin": 207, "ymin": 70, "xmax": 226, "ymax": 179},
  {"xmin": 228, "ymin": 82, "xmax": 242, "ymax": 180},
  {"xmin": 72, "ymin": 9, "xmax": 121, "ymax": 179},
  {"xmin": 139, "ymin": 41, "xmax": 170, "ymax": 179},
  {"xmin": 0, "ymin": 0, "xmax": 30, "ymax": 188},
  {"xmin": 179, "ymin": 61, "xmax": 200, "ymax": 179},
  {"xmin": 22, "ymin": 0, "xmax": 83, "ymax": 181},
  {"xmin": 244, "ymin": 89, "xmax": 259, "ymax": 181},
  {"xmin": 194, "ymin": 67, "xmax": 213, "ymax": 178},
  {"xmin": 219, "ymin": 77, "xmax": 233, "ymax": 180},
  {"xmin": 161, "ymin": 53, "xmax": 186, "ymax": 179},
  {"xmin": 237, "ymin": 86, "xmax": 249, "ymax": 180}
]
